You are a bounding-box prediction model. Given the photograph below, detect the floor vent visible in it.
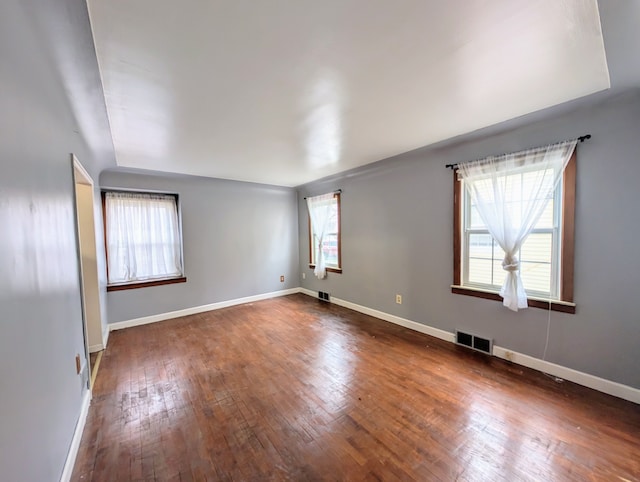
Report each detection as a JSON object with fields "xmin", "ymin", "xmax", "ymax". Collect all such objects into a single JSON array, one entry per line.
[
  {"xmin": 318, "ymin": 291, "xmax": 330, "ymax": 302},
  {"xmin": 455, "ymin": 330, "xmax": 493, "ymax": 355}
]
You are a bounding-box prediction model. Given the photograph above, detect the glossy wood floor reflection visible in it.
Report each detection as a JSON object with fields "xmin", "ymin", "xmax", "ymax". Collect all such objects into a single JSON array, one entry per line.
[{"xmin": 72, "ymin": 294, "xmax": 640, "ymax": 481}]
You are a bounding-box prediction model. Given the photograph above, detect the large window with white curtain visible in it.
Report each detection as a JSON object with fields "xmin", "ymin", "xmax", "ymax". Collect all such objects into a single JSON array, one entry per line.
[
  {"xmin": 103, "ymin": 191, "xmax": 184, "ymax": 289},
  {"xmin": 453, "ymin": 142, "xmax": 577, "ymax": 313}
]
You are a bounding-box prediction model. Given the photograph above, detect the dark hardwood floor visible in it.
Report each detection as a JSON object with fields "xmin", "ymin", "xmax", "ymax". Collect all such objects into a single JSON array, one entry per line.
[{"xmin": 72, "ymin": 294, "xmax": 640, "ymax": 481}]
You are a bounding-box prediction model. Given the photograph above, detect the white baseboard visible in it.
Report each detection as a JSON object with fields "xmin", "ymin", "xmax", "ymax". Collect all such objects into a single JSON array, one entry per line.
[
  {"xmin": 299, "ymin": 289, "xmax": 639, "ymax": 405},
  {"xmin": 299, "ymin": 288, "xmax": 454, "ymax": 343},
  {"xmin": 109, "ymin": 288, "xmax": 301, "ymax": 332},
  {"xmin": 492, "ymin": 346, "xmax": 640, "ymax": 404},
  {"xmin": 102, "ymin": 326, "xmax": 109, "ymax": 348},
  {"xmin": 88, "ymin": 327, "xmax": 110, "ymax": 354},
  {"xmin": 88, "ymin": 343, "xmax": 103, "ymax": 353},
  {"xmin": 60, "ymin": 389, "xmax": 91, "ymax": 482}
]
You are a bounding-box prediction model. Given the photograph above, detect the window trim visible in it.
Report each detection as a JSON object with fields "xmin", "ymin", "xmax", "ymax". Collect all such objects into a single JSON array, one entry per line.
[
  {"xmin": 106, "ymin": 277, "xmax": 187, "ymax": 292},
  {"xmin": 308, "ymin": 192, "xmax": 342, "ymax": 273},
  {"xmin": 102, "ymin": 190, "xmax": 187, "ymax": 291},
  {"xmin": 452, "ymin": 150, "xmax": 576, "ymax": 314}
]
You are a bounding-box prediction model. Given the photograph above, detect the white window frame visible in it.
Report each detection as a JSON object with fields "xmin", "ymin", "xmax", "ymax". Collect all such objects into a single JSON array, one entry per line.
[{"xmin": 461, "ymin": 167, "xmax": 563, "ymax": 300}]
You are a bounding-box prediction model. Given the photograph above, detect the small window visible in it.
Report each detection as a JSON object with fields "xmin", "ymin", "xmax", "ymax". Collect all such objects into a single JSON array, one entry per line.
[
  {"xmin": 103, "ymin": 191, "xmax": 186, "ymax": 290},
  {"xmin": 307, "ymin": 192, "xmax": 341, "ymax": 276},
  {"xmin": 453, "ymin": 150, "xmax": 576, "ymax": 313}
]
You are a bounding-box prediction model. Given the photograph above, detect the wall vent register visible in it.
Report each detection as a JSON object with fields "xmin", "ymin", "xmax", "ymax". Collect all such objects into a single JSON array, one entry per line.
[
  {"xmin": 455, "ymin": 330, "xmax": 493, "ymax": 355},
  {"xmin": 318, "ymin": 291, "xmax": 330, "ymax": 302}
]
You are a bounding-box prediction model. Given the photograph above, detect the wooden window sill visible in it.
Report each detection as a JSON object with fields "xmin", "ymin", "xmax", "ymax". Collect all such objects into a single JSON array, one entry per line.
[
  {"xmin": 107, "ymin": 276, "xmax": 187, "ymax": 292},
  {"xmin": 451, "ymin": 285, "xmax": 575, "ymax": 314},
  {"xmin": 308, "ymin": 265, "xmax": 342, "ymax": 274}
]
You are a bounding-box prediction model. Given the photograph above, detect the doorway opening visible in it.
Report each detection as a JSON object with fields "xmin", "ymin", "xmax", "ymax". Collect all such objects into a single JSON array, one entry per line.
[{"xmin": 72, "ymin": 155, "xmax": 104, "ymax": 388}]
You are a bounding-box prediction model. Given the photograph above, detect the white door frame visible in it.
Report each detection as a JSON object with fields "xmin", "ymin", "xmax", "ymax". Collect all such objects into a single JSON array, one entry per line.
[{"xmin": 71, "ymin": 154, "xmax": 104, "ymax": 388}]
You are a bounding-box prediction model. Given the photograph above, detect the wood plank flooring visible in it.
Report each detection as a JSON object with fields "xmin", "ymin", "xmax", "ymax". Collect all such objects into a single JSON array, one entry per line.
[{"xmin": 72, "ymin": 294, "xmax": 640, "ymax": 481}]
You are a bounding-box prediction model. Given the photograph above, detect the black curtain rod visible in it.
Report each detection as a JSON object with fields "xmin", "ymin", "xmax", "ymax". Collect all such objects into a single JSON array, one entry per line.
[
  {"xmin": 303, "ymin": 189, "xmax": 342, "ymax": 200},
  {"xmin": 445, "ymin": 135, "xmax": 591, "ymax": 170}
]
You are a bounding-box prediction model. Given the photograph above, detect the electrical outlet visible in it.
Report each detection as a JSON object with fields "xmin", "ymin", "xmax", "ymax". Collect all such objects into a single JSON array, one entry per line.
[
  {"xmin": 280, "ymin": 275, "xmax": 285, "ymax": 282},
  {"xmin": 302, "ymin": 273, "xmax": 306, "ymax": 279},
  {"xmin": 396, "ymin": 294, "xmax": 402, "ymax": 304},
  {"xmin": 505, "ymin": 351, "xmax": 514, "ymax": 362}
]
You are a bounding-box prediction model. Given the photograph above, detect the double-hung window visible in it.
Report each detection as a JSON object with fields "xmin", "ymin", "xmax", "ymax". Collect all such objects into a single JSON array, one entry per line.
[
  {"xmin": 103, "ymin": 191, "xmax": 186, "ymax": 290},
  {"xmin": 463, "ymin": 168, "xmax": 562, "ymax": 297},
  {"xmin": 453, "ymin": 144, "xmax": 577, "ymax": 313},
  {"xmin": 307, "ymin": 192, "xmax": 341, "ymax": 278}
]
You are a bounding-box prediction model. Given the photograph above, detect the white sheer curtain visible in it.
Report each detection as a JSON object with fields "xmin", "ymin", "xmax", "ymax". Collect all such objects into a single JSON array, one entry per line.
[
  {"xmin": 105, "ymin": 192, "xmax": 183, "ymax": 284},
  {"xmin": 306, "ymin": 192, "xmax": 335, "ymax": 279},
  {"xmin": 457, "ymin": 140, "xmax": 577, "ymax": 311}
]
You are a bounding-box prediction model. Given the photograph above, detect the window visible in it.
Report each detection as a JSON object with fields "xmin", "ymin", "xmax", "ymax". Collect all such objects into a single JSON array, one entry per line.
[
  {"xmin": 307, "ymin": 192, "xmax": 341, "ymax": 278},
  {"xmin": 103, "ymin": 191, "xmax": 186, "ymax": 291},
  {"xmin": 453, "ymin": 148, "xmax": 576, "ymax": 313}
]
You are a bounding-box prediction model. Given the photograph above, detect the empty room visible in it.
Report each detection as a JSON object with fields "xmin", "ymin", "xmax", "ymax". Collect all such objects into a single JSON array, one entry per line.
[{"xmin": 1, "ymin": 0, "xmax": 639, "ymax": 481}]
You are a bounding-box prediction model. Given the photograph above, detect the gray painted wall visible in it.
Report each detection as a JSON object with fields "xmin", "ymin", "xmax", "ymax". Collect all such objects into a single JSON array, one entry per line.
[
  {"xmin": 0, "ymin": 1, "xmax": 635, "ymax": 479},
  {"xmin": 0, "ymin": 0, "xmax": 116, "ymax": 480},
  {"xmin": 100, "ymin": 170, "xmax": 299, "ymax": 323},
  {"xmin": 298, "ymin": 90, "xmax": 640, "ymax": 390}
]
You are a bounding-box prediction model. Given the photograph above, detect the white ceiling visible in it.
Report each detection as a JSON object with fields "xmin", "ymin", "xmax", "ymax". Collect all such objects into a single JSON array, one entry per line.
[{"xmin": 87, "ymin": 0, "xmax": 610, "ymax": 187}]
